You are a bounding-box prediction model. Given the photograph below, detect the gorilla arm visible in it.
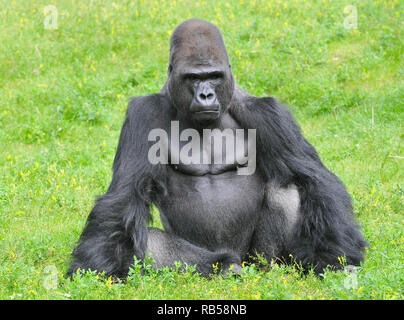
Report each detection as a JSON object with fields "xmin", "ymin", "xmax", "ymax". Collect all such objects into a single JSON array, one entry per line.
[
  {"xmin": 67, "ymin": 95, "xmax": 169, "ymax": 278},
  {"xmin": 231, "ymin": 95, "xmax": 367, "ymax": 273}
]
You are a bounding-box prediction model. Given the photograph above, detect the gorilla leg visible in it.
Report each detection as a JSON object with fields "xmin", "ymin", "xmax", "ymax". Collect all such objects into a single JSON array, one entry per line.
[
  {"xmin": 250, "ymin": 181, "xmax": 366, "ymax": 273},
  {"xmin": 248, "ymin": 183, "xmax": 300, "ymax": 264},
  {"xmin": 146, "ymin": 227, "xmax": 241, "ymax": 276}
]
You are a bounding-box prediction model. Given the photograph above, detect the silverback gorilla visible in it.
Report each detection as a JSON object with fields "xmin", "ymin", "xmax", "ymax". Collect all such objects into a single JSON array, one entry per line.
[{"xmin": 68, "ymin": 19, "xmax": 366, "ymax": 278}]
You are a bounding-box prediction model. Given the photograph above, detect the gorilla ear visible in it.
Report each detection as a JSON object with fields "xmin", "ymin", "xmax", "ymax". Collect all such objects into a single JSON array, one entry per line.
[{"xmin": 168, "ymin": 64, "xmax": 173, "ymax": 74}]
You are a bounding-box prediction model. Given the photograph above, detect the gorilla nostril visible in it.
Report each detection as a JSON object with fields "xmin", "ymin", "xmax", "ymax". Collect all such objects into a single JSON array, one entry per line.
[{"xmin": 199, "ymin": 92, "xmax": 215, "ymax": 102}]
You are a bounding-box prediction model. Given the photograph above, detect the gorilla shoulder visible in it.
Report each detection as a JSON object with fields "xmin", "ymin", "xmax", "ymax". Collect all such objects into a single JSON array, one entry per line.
[{"xmin": 127, "ymin": 94, "xmax": 172, "ymax": 120}]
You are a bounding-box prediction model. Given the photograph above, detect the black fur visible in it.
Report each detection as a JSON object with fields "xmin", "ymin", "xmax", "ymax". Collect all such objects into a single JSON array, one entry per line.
[
  {"xmin": 231, "ymin": 97, "xmax": 367, "ymax": 272},
  {"xmin": 68, "ymin": 19, "xmax": 366, "ymax": 278}
]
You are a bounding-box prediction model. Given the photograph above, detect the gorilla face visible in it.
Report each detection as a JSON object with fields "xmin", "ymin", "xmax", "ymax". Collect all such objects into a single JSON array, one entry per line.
[
  {"xmin": 167, "ymin": 19, "xmax": 235, "ymax": 124},
  {"xmin": 169, "ymin": 63, "xmax": 232, "ymax": 123}
]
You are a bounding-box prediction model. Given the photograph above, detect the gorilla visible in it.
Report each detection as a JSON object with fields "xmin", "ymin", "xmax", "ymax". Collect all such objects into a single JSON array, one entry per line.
[{"xmin": 67, "ymin": 19, "xmax": 366, "ymax": 278}]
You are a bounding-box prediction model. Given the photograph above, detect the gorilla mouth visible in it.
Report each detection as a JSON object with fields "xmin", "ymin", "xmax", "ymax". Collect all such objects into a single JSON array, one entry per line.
[{"xmin": 193, "ymin": 110, "xmax": 220, "ymax": 122}]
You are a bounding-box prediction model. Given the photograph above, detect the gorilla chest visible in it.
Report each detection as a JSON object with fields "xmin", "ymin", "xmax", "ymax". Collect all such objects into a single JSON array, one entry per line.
[
  {"xmin": 154, "ymin": 112, "xmax": 255, "ymax": 176},
  {"xmin": 157, "ymin": 168, "xmax": 265, "ymax": 252}
]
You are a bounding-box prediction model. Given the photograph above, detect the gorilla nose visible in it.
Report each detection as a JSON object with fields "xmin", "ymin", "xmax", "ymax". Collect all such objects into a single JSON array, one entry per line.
[
  {"xmin": 196, "ymin": 90, "xmax": 217, "ymax": 107},
  {"xmin": 199, "ymin": 92, "xmax": 215, "ymax": 103}
]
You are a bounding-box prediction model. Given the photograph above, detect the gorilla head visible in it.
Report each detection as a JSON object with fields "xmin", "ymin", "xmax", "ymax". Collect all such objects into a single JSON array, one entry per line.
[{"xmin": 166, "ymin": 19, "xmax": 235, "ymax": 124}]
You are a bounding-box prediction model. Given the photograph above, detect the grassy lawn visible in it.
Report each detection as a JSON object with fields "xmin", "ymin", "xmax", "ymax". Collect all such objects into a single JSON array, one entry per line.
[{"xmin": 0, "ymin": 0, "xmax": 403, "ymax": 300}]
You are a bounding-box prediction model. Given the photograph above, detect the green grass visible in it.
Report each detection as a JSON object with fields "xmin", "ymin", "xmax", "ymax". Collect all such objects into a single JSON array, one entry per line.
[{"xmin": 0, "ymin": 0, "xmax": 403, "ymax": 300}]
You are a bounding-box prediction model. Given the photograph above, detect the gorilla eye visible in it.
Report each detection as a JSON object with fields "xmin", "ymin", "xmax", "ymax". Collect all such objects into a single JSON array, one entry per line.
[
  {"xmin": 210, "ymin": 72, "xmax": 224, "ymax": 80},
  {"xmin": 183, "ymin": 74, "xmax": 200, "ymax": 81},
  {"xmin": 183, "ymin": 72, "xmax": 223, "ymax": 82}
]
